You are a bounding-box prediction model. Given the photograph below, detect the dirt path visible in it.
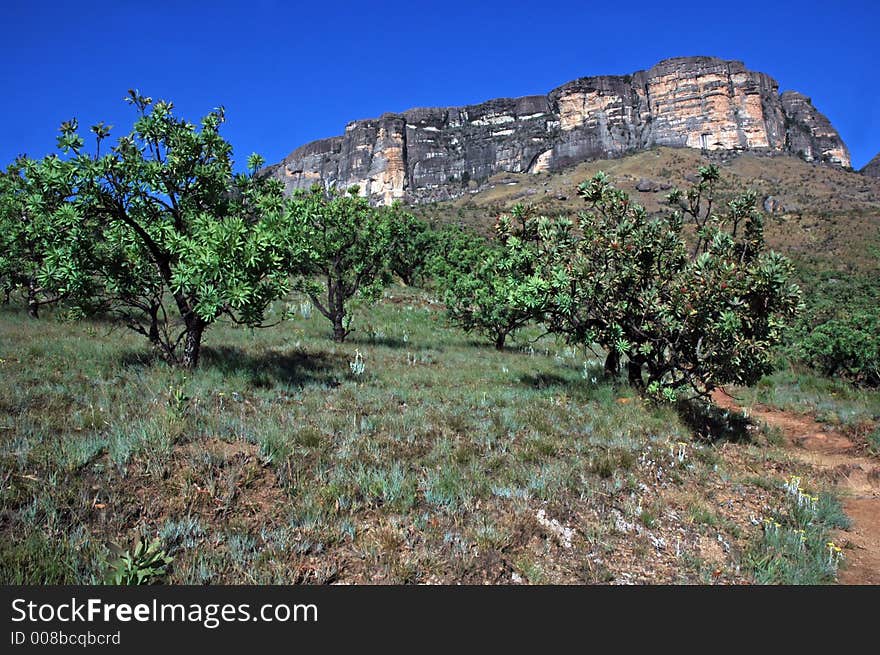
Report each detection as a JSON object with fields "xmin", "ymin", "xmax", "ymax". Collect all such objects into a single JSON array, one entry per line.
[{"xmin": 713, "ymin": 390, "xmax": 880, "ymax": 585}]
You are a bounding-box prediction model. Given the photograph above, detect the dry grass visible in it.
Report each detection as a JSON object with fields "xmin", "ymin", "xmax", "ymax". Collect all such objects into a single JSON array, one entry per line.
[{"xmin": 414, "ymin": 146, "xmax": 880, "ymax": 271}]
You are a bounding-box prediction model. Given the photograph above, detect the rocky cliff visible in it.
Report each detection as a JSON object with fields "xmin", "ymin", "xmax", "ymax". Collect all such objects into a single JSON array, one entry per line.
[{"xmin": 268, "ymin": 56, "xmax": 852, "ymax": 204}]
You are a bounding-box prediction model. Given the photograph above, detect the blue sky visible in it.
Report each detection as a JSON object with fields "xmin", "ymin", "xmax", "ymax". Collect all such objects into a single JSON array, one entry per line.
[{"xmin": 3, "ymin": 1, "xmax": 877, "ymax": 170}]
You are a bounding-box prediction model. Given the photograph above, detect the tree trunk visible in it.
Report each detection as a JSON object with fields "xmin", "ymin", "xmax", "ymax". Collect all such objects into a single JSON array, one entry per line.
[
  {"xmin": 494, "ymin": 332, "xmax": 507, "ymax": 351},
  {"xmin": 627, "ymin": 360, "xmax": 645, "ymax": 389},
  {"xmin": 181, "ymin": 318, "xmax": 205, "ymax": 369},
  {"xmin": 331, "ymin": 312, "xmax": 347, "ymax": 343},
  {"xmin": 604, "ymin": 350, "xmax": 620, "ymax": 376},
  {"xmin": 146, "ymin": 306, "xmax": 173, "ymax": 363},
  {"xmin": 27, "ymin": 280, "xmax": 39, "ymax": 319}
]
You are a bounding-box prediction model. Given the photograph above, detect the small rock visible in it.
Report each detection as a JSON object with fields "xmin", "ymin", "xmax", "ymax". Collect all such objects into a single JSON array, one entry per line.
[{"xmin": 636, "ymin": 178, "xmax": 658, "ymax": 192}]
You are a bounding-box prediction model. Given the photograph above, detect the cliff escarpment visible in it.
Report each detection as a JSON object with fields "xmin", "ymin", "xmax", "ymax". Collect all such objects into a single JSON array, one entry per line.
[{"xmin": 268, "ymin": 56, "xmax": 851, "ymax": 204}]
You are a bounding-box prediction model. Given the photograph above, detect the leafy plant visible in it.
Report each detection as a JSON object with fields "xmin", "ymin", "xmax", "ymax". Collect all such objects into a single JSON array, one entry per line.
[
  {"xmin": 537, "ymin": 167, "xmax": 801, "ymax": 400},
  {"xmin": 22, "ymin": 91, "xmax": 296, "ymax": 368},
  {"xmin": 799, "ymin": 311, "xmax": 880, "ymax": 385},
  {"xmin": 386, "ymin": 208, "xmax": 433, "ymax": 287},
  {"xmin": 286, "ymin": 186, "xmax": 399, "ymax": 342},
  {"xmin": 436, "ymin": 206, "xmax": 550, "ymax": 350},
  {"xmin": 789, "ymin": 254, "xmax": 880, "ymax": 386},
  {"xmin": 0, "ymin": 157, "xmax": 75, "ymax": 317},
  {"xmin": 104, "ymin": 536, "xmax": 173, "ymax": 585},
  {"xmin": 423, "ymin": 222, "xmax": 487, "ymax": 286}
]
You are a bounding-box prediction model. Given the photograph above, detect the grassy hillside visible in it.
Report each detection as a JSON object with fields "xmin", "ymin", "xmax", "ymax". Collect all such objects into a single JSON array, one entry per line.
[
  {"xmin": 1, "ymin": 287, "xmax": 871, "ymax": 584},
  {"xmin": 413, "ymin": 147, "xmax": 880, "ymax": 272},
  {"xmin": 3, "ymin": 147, "xmax": 878, "ymax": 585}
]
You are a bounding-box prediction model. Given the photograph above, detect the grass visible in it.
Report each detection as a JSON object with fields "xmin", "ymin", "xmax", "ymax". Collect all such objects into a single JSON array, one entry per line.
[
  {"xmin": 0, "ymin": 286, "xmax": 859, "ymax": 584},
  {"xmin": 747, "ymin": 478, "xmax": 851, "ymax": 585}
]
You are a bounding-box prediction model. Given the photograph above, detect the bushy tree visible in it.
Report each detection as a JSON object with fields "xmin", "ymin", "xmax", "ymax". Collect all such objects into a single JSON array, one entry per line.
[
  {"xmin": 27, "ymin": 91, "xmax": 295, "ymax": 368},
  {"xmin": 800, "ymin": 311, "xmax": 880, "ymax": 385},
  {"xmin": 539, "ymin": 167, "xmax": 802, "ymax": 400},
  {"xmin": 386, "ymin": 208, "xmax": 433, "ymax": 287},
  {"xmin": 286, "ymin": 186, "xmax": 398, "ymax": 342},
  {"xmin": 788, "ymin": 247, "xmax": 880, "ymax": 386},
  {"xmin": 0, "ymin": 157, "xmax": 75, "ymax": 317},
  {"xmin": 488, "ymin": 166, "xmax": 800, "ymax": 400},
  {"xmin": 422, "ymin": 223, "xmax": 487, "ymax": 285},
  {"xmin": 436, "ymin": 206, "xmax": 552, "ymax": 350}
]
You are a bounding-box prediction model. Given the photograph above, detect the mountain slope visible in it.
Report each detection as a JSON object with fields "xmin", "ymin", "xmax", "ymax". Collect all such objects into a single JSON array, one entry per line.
[
  {"xmin": 862, "ymin": 153, "xmax": 880, "ymax": 178},
  {"xmin": 411, "ymin": 147, "xmax": 880, "ymax": 271}
]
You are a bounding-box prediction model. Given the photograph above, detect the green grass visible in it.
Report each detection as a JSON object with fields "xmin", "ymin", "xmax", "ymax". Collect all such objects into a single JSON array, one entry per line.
[
  {"xmin": 747, "ymin": 479, "xmax": 850, "ymax": 585},
  {"xmin": 0, "ymin": 287, "xmax": 852, "ymax": 584}
]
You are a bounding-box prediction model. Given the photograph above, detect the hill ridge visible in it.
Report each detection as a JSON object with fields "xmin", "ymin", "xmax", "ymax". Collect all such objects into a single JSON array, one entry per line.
[{"xmin": 268, "ymin": 56, "xmax": 851, "ymax": 204}]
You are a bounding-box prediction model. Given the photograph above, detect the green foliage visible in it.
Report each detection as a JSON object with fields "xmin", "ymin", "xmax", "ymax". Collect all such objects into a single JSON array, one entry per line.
[
  {"xmin": 788, "ymin": 254, "xmax": 880, "ymax": 387},
  {"xmin": 16, "ymin": 91, "xmax": 295, "ymax": 367},
  {"xmin": 799, "ymin": 311, "xmax": 880, "ymax": 385},
  {"xmin": 422, "ymin": 222, "xmax": 487, "ymax": 284},
  {"xmin": 0, "ymin": 157, "xmax": 74, "ymax": 317},
  {"xmin": 435, "ymin": 206, "xmax": 551, "ymax": 349},
  {"xmin": 386, "ymin": 209, "xmax": 434, "ymax": 286},
  {"xmin": 104, "ymin": 536, "xmax": 173, "ymax": 585},
  {"xmin": 433, "ymin": 167, "xmax": 800, "ymax": 398},
  {"xmin": 537, "ymin": 167, "xmax": 801, "ymax": 400},
  {"xmin": 286, "ymin": 186, "xmax": 399, "ymax": 342}
]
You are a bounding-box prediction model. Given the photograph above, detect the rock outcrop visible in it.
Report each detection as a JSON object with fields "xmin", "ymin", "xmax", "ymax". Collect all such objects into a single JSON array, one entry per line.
[
  {"xmin": 268, "ymin": 56, "xmax": 851, "ymax": 204},
  {"xmin": 861, "ymin": 153, "xmax": 880, "ymax": 178}
]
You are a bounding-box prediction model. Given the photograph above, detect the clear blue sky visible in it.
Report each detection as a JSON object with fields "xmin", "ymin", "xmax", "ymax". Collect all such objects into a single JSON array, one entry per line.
[{"xmin": 3, "ymin": 1, "xmax": 877, "ymax": 170}]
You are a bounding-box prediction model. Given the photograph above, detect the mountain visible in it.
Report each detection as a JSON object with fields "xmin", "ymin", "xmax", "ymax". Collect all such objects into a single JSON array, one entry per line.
[
  {"xmin": 267, "ymin": 56, "xmax": 851, "ymax": 204},
  {"xmin": 862, "ymin": 153, "xmax": 880, "ymax": 178}
]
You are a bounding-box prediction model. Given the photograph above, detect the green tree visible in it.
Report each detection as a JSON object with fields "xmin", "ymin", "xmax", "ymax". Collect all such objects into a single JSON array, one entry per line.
[
  {"xmin": 386, "ymin": 208, "xmax": 433, "ymax": 287},
  {"xmin": 29, "ymin": 91, "xmax": 294, "ymax": 368},
  {"xmin": 287, "ymin": 186, "xmax": 397, "ymax": 342},
  {"xmin": 788, "ymin": 246, "xmax": 880, "ymax": 386},
  {"xmin": 540, "ymin": 168, "xmax": 801, "ymax": 400},
  {"xmin": 0, "ymin": 157, "xmax": 75, "ymax": 317},
  {"xmin": 422, "ymin": 222, "xmax": 486, "ymax": 285},
  {"xmin": 437, "ymin": 206, "xmax": 551, "ymax": 350},
  {"xmin": 800, "ymin": 311, "xmax": 880, "ymax": 385}
]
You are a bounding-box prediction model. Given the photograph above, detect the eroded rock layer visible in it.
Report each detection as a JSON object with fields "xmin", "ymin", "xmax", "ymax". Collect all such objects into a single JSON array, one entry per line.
[{"xmin": 268, "ymin": 56, "xmax": 851, "ymax": 203}]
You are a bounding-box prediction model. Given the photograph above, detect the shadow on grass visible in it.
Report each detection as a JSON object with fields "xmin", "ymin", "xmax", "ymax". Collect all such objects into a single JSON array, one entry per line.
[
  {"xmin": 348, "ymin": 333, "xmax": 410, "ymax": 349},
  {"xmin": 518, "ymin": 372, "xmax": 573, "ymax": 390},
  {"xmin": 201, "ymin": 346, "xmax": 344, "ymax": 389},
  {"xmin": 677, "ymin": 398, "xmax": 754, "ymax": 443},
  {"xmin": 119, "ymin": 346, "xmax": 345, "ymax": 389}
]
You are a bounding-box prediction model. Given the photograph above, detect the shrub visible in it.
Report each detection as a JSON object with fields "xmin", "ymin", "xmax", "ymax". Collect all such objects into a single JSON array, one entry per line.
[
  {"xmin": 16, "ymin": 92, "xmax": 296, "ymax": 368},
  {"xmin": 536, "ymin": 167, "xmax": 801, "ymax": 400},
  {"xmin": 435, "ymin": 206, "xmax": 549, "ymax": 349},
  {"xmin": 386, "ymin": 208, "xmax": 433, "ymax": 287},
  {"xmin": 800, "ymin": 311, "xmax": 880, "ymax": 385},
  {"xmin": 286, "ymin": 186, "xmax": 398, "ymax": 342}
]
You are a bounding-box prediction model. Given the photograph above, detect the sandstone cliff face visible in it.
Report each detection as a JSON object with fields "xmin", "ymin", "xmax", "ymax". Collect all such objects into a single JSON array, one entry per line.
[
  {"xmin": 861, "ymin": 153, "xmax": 880, "ymax": 178},
  {"xmin": 269, "ymin": 56, "xmax": 851, "ymax": 204}
]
